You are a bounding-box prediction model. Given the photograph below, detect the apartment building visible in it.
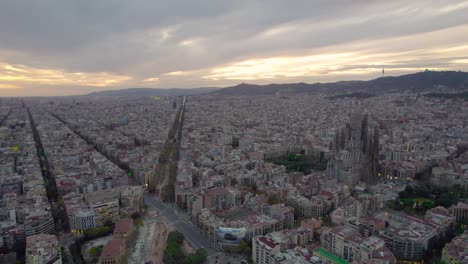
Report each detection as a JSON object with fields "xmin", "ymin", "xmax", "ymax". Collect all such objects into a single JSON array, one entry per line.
[{"xmin": 26, "ymin": 234, "xmax": 61, "ymax": 264}]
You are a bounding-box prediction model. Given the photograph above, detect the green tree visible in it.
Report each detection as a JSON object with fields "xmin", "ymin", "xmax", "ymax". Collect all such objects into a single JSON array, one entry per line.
[
  {"xmin": 421, "ymin": 201, "xmax": 433, "ymax": 211},
  {"xmin": 131, "ymin": 212, "xmax": 141, "ymax": 219},
  {"xmin": 185, "ymin": 248, "xmax": 207, "ymax": 264},
  {"xmin": 89, "ymin": 247, "xmax": 99, "ymax": 257},
  {"xmin": 84, "ymin": 226, "xmax": 112, "ymax": 240},
  {"xmin": 239, "ymin": 240, "xmax": 248, "ymax": 251},
  {"xmin": 163, "ymin": 231, "xmax": 185, "ymax": 264},
  {"xmin": 321, "ymin": 215, "xmax": 333, "ymax": 227}
]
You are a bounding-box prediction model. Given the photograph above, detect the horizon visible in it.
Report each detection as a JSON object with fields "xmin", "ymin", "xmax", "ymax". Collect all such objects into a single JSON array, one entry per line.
[
  {"xmin": 1, "ymin": 69, "xmax": 464, "ymax": 98},
  {"xmin": 2, "ymin": 1, "xmax": 468, "ymax": 96}
]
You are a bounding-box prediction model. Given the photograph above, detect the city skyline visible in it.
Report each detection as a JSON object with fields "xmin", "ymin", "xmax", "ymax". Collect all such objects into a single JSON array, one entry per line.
[
  {"xmin": 1, "ymin": 2, "xmax": 467, "ymax": 264},
  {"xmin": 1, "ymin": 0, "xmax": 468, "ymax": 96}
]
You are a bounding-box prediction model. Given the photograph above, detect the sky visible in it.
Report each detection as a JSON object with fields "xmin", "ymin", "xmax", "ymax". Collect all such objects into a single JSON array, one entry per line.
[{"xmin": 1, "ymin": 0, "xmax": 468, "ymax": 96}]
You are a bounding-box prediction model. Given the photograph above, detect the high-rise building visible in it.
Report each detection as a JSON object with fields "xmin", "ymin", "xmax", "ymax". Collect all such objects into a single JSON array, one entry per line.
[
  {"xmin": 91, "ymin": 199, "xmax": 119, "ymax": 226},
  {"xmin": 327, "ymin": 110, "xmax": 380, "ymax": 185},
  {"xmin": 450, "ymin": 202, "xmax": 468, "ymax": 222},
  {"xmin": 70, "ymin": 208, "xmax": 96, "ymax": 231},
  {"xmin": 252, "ymin": 236, "xmax": 281, "ymax": 264},
  {"xmin": 24, "ymin": 210, "xmax": 55, "ymax": 237}
]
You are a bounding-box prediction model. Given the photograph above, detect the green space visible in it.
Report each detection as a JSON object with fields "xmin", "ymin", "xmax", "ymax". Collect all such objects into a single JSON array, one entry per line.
[
  {"xmin": 82, "ymin": 225, "xmax": 113, "ymax": 241},
  {"xmin": 268, "ymin": 153, "xmax": 327, "ymax": 174},
  {"xmin": 163, "ymin": 231, "xmax": 207, "ymax": 264},
  {"xmin": 223, "ymin": 240, "xmax": 252, "ymax": 262},
  {"xmin": 388, "ymin": 183, "xmax": 467, "ymax": 215},
  {"xmin": 321, "ymin": 215, "xmax": 334, "ymax": 227},
  {"xmin": 88, "ymin": 245, "xmax": 104, "ymax": 260},
  {"xmin": 131, "ymin": 212, "xmax": 144, "ymax": 228},
  {"xmin": 314, "ymin": 248, "xmax": 348, "ymax": 264}
]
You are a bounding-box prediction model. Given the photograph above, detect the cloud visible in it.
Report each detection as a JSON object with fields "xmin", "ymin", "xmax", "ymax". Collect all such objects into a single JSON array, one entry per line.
[
  {"xmin": 0, "ymin": 62, "xmax": 131, "ymax": 87},
  {"xmin": 1, "ymin": 0, "xmax": 468, "ymax": 95},
  {"xmin": 142, "ymin": 77, "xmax": 160, "ymax": 83},
  {"xmin": 161, "ymin": 71, "xmax": 195, "ymax": 77},
  {"xmin": 452, "ymin": 59, "xmax": 468, "ymax": 64},
  {"xmin": 202, "ymin": 24, "xmax": 468, "ymax": 82},
  {"xmin": 0, "ymin": 83, "xmax": 18, "ymax": 89}
]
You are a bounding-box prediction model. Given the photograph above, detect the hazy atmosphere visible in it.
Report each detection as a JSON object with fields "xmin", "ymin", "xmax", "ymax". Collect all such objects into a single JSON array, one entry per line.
[
  {"xmin": 1, "ymin": 2, "xmax": 468, "ymax": 264},
  {"xmin": 1, "ymin": 0, "xmax": 468, "ymax": 96}
]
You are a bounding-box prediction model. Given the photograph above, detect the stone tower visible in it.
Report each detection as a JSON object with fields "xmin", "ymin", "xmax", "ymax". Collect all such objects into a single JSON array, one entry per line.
[{"xmin": 327, "ymin": 110, "xmax": 379, "ymax": 186}]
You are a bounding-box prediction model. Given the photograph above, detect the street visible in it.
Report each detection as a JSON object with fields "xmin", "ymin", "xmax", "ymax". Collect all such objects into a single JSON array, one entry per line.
[{"xmin": 144, "ymin": 193, "xmax": 219, "ymax": 256}]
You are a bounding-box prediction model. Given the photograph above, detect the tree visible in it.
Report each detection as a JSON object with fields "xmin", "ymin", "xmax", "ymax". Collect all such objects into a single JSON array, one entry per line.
[
  {"xmin": 239, "ymin": 240, "xmax": 248, "ymax": 251},
  {"xmin": 185, "ymin": 248, "xmax": 207, "ymax": 264},
  {"xmin": 83, "ymin": 226, "xmax": 112, "ymax": 241},
  {"xmin": 163, "ymin": 231, "xmax": 185, "ymax": 264},
  {"xmin": 103, "ymin": 220, "xmax": 114, "ymax": 227},
  {"xmin": 131, "ymin": 212, "xmax": 141, "ymax": 219},
  {"xmin": 89, "ymin": 247, "xmax": 98, "ymax": 258},
  {"xmin": 405, "ymin": 185, "xmax": 413, "ymax": 194},
  {"xmin": 268, "ymin": 195, "xmax": 281, "ymax": 205},
  {"xmin": 421, "ymin": 201, "xmax": 433, "ymax": 211},
  {"xmin": 230, "ymin": 178, "xmax": 238, "ymax": 186},
  {"xmin": 321, "ymin": 215, "xmax": 334, "ymax": 227},
  {"xmin": 398, "ymin": 190, "xmax": 410, "ymax": 199}
]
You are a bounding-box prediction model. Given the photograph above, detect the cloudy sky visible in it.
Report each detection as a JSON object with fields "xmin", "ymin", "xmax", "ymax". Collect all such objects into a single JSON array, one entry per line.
[{"xmin": 1, "ymin": 0, "xmax": 468, "ymax": 96}]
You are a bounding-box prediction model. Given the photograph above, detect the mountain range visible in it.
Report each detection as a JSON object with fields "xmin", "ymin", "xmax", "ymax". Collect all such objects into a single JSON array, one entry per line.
[
  {"xmin": 212, "ymin": 70, "xmax": 468, "ymax": 96},
  {"xmin": 86, "ymin": 87, "xmax": 219, "ymax": 97},
  {"xmin": 86, "ymin": 70, "xmax": 468, "ymax": 97}
]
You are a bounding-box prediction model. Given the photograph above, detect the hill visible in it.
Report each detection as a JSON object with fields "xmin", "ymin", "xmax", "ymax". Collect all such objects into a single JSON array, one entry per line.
[
  {"xmin": 85, "ymin": 71, "xmax": 468, "ymax": 97},
  {"xmin": 86, "ymin": 87, "xmax": 219, "ymax": 97},
  {"xmin": 327, "ymin": 92, "xmax": 376, "ymax": 100},
  {"xmin": 424, "ymin": 91, "xmax": 468, "ymax": 101},
  {"xmin": 211, "ymin": 70, "xmax": 468, "ymax": 96}
]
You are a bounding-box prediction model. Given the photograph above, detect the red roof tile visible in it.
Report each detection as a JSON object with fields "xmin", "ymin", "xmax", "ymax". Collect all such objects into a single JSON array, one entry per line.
[
  {"xmin": 258, "ymin": 236, "xmax": 278, "ymax": 248},
  {"xmin": 101, "ymin": 239, "xmax": 124, "ymax": 257},
  {"xmin": 114, "ymin": 218, "xmax": 133, "ymax": 234}
]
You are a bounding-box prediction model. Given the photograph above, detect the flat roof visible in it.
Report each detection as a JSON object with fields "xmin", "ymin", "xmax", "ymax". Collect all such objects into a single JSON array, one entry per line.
[{"xmin": 314, "ymin": 248, "xmax": 348, "ymax": 264}]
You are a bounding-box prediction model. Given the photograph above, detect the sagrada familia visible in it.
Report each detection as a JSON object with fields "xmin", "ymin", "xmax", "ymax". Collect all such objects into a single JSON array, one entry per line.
[{"xmin": 326, "ymin": 110, "xmax": 380, "ymax": 186}]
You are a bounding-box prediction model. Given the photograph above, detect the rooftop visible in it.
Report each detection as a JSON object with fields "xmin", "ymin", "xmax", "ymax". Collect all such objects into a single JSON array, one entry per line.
[
  {"xmin": 114, "ymin": 218, "xmax": 133, "ymax": 234},
  {"xmin": 101, "ymin": 239, "xmax": 124, "ymax": 257},
  {"xmin": 314, "ymin": 248, "xmax": 348, "ymax": 264}
]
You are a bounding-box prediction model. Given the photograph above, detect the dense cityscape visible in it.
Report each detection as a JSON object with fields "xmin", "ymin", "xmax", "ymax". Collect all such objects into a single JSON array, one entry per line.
[
  {"xmin": 1, "ymin": 1, "xmax": 468, "ymax": 264},
  {"xmin": 0, "ymin": 83, "xmax": 467, "ymax": 264}
]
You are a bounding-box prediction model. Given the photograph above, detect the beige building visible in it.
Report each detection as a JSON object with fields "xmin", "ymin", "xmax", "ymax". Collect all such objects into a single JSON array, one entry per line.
[
  {"xmin": 450, "ymin": 202, "xmax": 468, "ymax": 222},
  {"xmin": 286, "ymin": 194, "xmax": 329, "ymax": 219},
  {"xmin": 252, "ymin": 236, "xmax": 281, "ymax": 264},
  {"xmin": 91, "ymin": 199, "xmax": 119, "ymax": 226}
]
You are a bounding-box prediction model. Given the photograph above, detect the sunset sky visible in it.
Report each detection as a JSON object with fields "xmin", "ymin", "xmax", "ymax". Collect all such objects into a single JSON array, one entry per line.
[{"xmin": 1, "ymin": 0, "xmax": 468, "ymax": 96}]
